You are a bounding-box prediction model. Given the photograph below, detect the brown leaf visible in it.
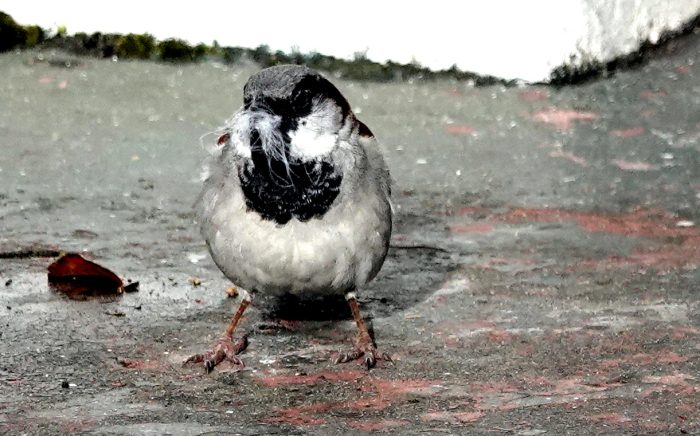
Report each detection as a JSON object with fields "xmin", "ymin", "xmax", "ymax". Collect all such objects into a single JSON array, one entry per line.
[{"xmin": 48, "ymin": 253, "xmax": 124, "ymax": 300}]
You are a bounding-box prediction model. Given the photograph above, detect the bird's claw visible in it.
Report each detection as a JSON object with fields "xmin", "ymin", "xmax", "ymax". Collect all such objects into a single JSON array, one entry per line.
[
  {"xmin": 184, "ymin": 335, "xmax": 248, "ymax": 373},
  {"xmin": 334, "ymin": 343, "xmax": 392, "ymax": 369}
]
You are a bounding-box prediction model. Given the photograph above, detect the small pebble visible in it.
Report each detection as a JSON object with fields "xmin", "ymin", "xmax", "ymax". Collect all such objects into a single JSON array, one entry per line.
[{"xmin": 123, "ymin": 281, "xmax": 139, "ymax": 293}]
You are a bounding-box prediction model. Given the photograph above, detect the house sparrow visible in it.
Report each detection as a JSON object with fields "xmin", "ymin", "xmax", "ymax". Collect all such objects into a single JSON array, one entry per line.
[{"xmin": 186, "ymin": 65, "xmax": 392, "ymax": 372}]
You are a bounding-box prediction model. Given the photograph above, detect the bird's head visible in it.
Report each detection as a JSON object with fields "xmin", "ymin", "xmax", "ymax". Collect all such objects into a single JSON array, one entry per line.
[{"xmin": 223, "ymin": 65, "xmax": 352, "ymax": 166}]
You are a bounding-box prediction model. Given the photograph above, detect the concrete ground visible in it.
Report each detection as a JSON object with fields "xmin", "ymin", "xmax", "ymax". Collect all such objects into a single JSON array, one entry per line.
[{"xmin": 0, "ymin": 32, "xmax": 698, "ymax": 435}]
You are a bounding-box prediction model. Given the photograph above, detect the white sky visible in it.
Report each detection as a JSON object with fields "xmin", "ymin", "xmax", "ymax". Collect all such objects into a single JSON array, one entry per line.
[{"xmin": 2, "ymin": 0, "xmax": 584, "ymax": 81}]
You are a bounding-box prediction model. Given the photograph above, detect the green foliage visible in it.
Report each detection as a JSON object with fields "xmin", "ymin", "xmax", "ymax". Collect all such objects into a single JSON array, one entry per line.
[
  {"xmin": 53, "ymin": 32, "xmax": 121, "ymax": 57},
  {"xmin": 158, "ymin": 38, "xmax": 204, "ymax": 62},
  {"xmin": 115, "ymin": 33, "xmax": 155, "ymax": 59},
  {"xmin": 0, "ymin": 11, "xmax": 28, "ymax": 52},
  {"xmin": 250, "ymin": 44, "xmax": 271, "ymax": 63},
  {"xmin": 0, "ymin": 9, "xmax": 513, "ymax": 85},
  {"xmin": 220, "ymin": 46, "xmax": 244, "ymax": 64},
  {"xmin": 193, "ymin": 43, "xmax": 208, "ymax": 59},
  {"xmin": 23, "ymin": 25, "xmax": 44, "ymax": 47}
]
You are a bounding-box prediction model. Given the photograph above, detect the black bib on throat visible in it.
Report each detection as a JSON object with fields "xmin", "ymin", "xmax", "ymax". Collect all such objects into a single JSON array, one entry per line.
[{"xmin": 239, "ymin": 146, "xmax": 342, "ymax": 225}]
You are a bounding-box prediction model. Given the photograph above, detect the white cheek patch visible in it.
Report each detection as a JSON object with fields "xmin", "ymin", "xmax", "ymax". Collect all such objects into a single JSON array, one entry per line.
[
  {"xmin": 288, "ymin": 123, "xmax": 337, "ymax": 160},
  {"xmin": 288, "ymin": 102, "xmax": 340, "ymax": 160}
]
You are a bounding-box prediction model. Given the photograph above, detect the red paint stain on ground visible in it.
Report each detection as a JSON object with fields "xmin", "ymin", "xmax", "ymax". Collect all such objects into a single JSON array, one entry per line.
[
  {"xmin": 643, "ymin": 373, "xmax": 696, "ymax": 386},
  {"xmin": 59, "ymin": 420, "xmax": 94, "ymax": 433},
  {"xmin": 488, "ymin": 328, "xmax": 515, "ymax": 343},
  {"xmin": 609, "ymin": 127, "xmax": 645, "ymax": 138},
  {"xmin": 515, "ymin": 343, "xmax": 535, "ymax": 357},
  {"xmin": 641, "ymin": 373, "xmax": 698, "ymax": 398},
  {"xmin": 268, "ymin": 399, "xmax": 387, "ymax": 426},
  {"xmin": 640, "ymin": 90, "xmax": 667, "ymax": 98},
  {"xmin": 450, "ymin": 223, "xmax": 494, "ymax": 234},
  {"xmin": 493, "ymin": 207, "xmax": 696, "ymax": 239},
  {"xmin": 532, "ymin": 107, "xmax": 599, "ymax": 131},
  {"xmin": 454, "ymin": 206, "xmax": 488, "ymax": 216},
  {"xmin": 612, "ymin": 159, "xmax": 655, "ymax": 171},
  {"xmin": 629, "ymin": 351, "xmax": 688, "ymax": 365},
  {"xmin": 266, "ymin": 377, "xmax": 441, "ymax": 427},
  {"xmin": 366, "ymin": 378, "xmax": 440, "ymax": 397},
  {"xmin": 549, "ymin": 149, "xmax": 588, "ymax": 166},
  {"xmin": 264, "ymin": 403, "xmax": 330, "ymax": 426},
  {"xmin": 519, "ymin": 375, "xmax": 622, "ymax": 399},
  {"xmin": 432, "ymin": 320, "xmax": 499, "ymax": 346},
  {"xmin": 596, "ymin": 351, "xmax": 689, "ymax": 372},
  {"xmin": 677, "ymin": 402, "xmax": 697, "ymax": 414},
  {"xmin": 256, "ymin": 369, "xmax": 364, "ymax": 387},
  {"xmin": 421, "ymin": 410, "xmax": 484, "ymax": 424},
  {"xmin": 446, "ymin": 125, "xmax": 475, "ymax": 135},
  {"xmin": 671, "ymin": 326, "xmax": 700, "ymax": 339},
  {"xmin": 346, "ymin": 419, "xmax": 408, "ymax": 432},
  {"xmin": 588, "ymin": 413, "xmax": 632, "ymax": 424},
  {"xmin": 597, "ymin": 359, "xmax": 621, "ymax": 371},
  {"xmin": 584, "ymin": 235, "xmax": 700, "ymax": 270},
  {"xmin": 519, "ymin": 89, "xmax": 549, "ymax": 102}
]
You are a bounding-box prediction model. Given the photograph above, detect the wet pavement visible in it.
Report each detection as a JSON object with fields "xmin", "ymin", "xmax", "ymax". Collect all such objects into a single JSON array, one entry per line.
[{"xmin": 0, "ymin": 31, "xmax": 699, "ymax": 435}]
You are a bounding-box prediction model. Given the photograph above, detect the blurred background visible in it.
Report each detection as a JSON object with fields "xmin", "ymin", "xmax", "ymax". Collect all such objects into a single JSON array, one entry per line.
[
  {"xmin": 2, "ymin": 0, "xmax": 699, "ymax": 82},
  {"xmin": 1, "ymin": 1, "xmax": 699, "ymax": 434}
]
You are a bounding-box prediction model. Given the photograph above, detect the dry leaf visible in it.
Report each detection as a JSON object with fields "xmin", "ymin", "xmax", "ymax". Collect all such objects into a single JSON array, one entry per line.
[{"xmin": 48, "ymin": 253, "xmax": 124, "ymax": 300}]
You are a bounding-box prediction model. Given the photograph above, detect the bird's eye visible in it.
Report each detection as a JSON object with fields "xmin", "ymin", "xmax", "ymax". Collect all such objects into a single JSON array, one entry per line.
[
  {"xmin": 294, "ymin": 89, "xmax": 311, "ymax": 101},
  {"xmin": 293, "ymin": 89, "xmax": 312, "ymax": 108}
]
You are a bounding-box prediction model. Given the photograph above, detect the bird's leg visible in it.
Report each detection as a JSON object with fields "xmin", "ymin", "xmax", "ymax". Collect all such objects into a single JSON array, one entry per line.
[
  {"xmin": 334, "ymin": 292, "xmax": 392, "ymax": 369},
  {"xmin": 184, "ymin": 289, "xmax": 252, "ymax": 373}
]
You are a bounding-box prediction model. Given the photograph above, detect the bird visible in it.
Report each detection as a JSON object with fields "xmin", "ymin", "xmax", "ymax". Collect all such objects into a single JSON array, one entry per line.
[{"xmin": 185, "ymin": 64, "xmax": 393, "ymax": 372}]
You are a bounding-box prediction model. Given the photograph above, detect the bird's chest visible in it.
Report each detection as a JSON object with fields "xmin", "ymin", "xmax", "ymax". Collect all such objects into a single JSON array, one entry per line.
[
  {"xmin": 206, "ymin": 181, "xmax": 389, "ymax": 296},
  {"xmin": 238, "ymin": 151, "xmax": 342, "ymax": 225},
  {"xmin": 210, "ymin": 199, "xmax": 371, "ymax": 294}
]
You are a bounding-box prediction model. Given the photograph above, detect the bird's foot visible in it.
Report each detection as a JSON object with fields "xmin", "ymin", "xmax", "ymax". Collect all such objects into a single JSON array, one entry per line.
[
  {"xmin": 334, "ymin": 336, "xmax": 392, "ymax": 369},
  {"xmin": 183, "ymin": 335, "xmax": 248, "ymax": 373}
]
